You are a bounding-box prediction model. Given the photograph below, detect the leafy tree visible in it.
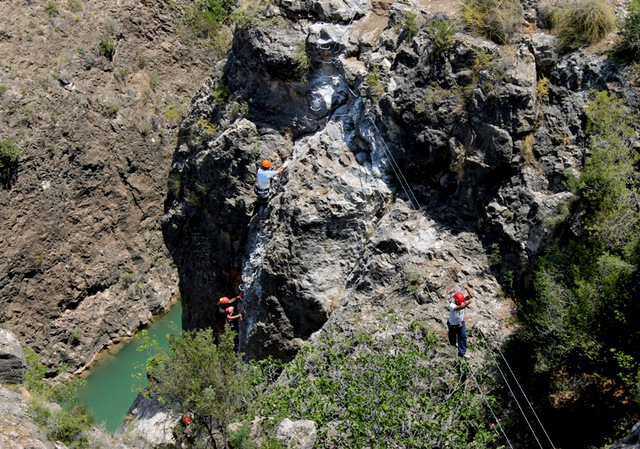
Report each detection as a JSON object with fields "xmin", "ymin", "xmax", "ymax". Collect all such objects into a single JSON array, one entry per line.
[
  {"xmin": 511, "ymin": 90, "xmax": 640, "ymax": 445},
  {"xmin": 145, "ymin": 328, "xmax": 260, "ymax": 449}
]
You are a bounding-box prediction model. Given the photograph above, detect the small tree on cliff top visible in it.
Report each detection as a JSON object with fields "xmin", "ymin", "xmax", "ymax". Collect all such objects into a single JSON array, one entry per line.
[{"xmin": 145, "ymin": 328, "xmax": 258, "ymax": 449}]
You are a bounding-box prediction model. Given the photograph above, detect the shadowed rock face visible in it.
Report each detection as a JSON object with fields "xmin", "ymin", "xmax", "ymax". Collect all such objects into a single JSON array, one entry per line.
[{"xmin": 162, "ymin": 0, "xmax": 637, "ymax": 366}]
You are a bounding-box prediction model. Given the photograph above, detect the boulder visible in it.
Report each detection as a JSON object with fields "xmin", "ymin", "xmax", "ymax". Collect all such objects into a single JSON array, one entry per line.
[
  {"xmin": 0, "ymin": 329, "xmax": 26, "ymax": 384},
  {"xmin": 276, "ymin": 419, "xmax": 317, "ymax": 449},
  {"xmin": 611, "ymin": 421, "xmax": 640, "ymax": 449}
]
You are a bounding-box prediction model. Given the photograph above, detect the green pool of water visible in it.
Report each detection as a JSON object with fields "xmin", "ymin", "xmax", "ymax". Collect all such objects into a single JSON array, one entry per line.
[{"xmin": 78, "ymin": 301, "xmax": 182, "ymax": 433}]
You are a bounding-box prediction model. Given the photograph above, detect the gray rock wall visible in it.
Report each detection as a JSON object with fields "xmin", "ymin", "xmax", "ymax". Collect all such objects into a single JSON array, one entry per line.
[{"xmin": 162, "ymin": 0, "xmax": 638, "ymax": 366}]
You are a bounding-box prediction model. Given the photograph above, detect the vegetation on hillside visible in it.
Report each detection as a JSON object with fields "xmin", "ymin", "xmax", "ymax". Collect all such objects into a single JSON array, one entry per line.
[
  {"xmin": 509, "ymin": 90, "xmax": 640, "ymax": 446},
  {"xmin": 141, "ymin": 328, "xmax": 261, "ymax": 448},
  {"xmin": 24, "ymin": 348, "xmax": 96, "ymax": 448},
  {"xmin": 617, "ymin": 0, "xmax": 640, "ymax": 60},
  {"xmin": 247, "ymin": 325, "xmax": 505, "ymax": 448},
  {"xmin": 460, "ymin": 0, "xmax": 523, "ymax": 44},
  {"xmin": 550, "ymin": 0, "xmax": 616, "ymax": 52},
  {"xmin": 142, "ymin": 323, "xmax": 507, "ymax": 448}
]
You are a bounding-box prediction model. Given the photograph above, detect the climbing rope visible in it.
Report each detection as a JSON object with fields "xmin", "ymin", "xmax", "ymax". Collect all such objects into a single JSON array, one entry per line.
[
  {"xmin": 478, "ymin": 328, "xmax": 557, "ymax": 449},
  {"xmin": 469, "ymin": 367, "xmax": 515, "ymax": 449}
]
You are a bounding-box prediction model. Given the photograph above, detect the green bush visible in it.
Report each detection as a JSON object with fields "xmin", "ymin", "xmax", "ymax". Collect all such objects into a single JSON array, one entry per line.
[
  {"xmin": 97, "ymin": 34, "xmax": 115, "ymax": 60},
  {"xmin": 366, "ymin": 65, "xmax": 385, "ymax": 99},
  {"xmin": 617, "ymin": 0, "xmax": 640, "ymax": 60},
  {"xmin": 293, "ymin": 40, "xmax": 311, "ymax": 83},
  {"xmin": 0, "ymin": 137, "xmax": 21, "ymax": 169},
  {"xmin": 45, "ymin": 1, "xmax": 60, "ymax": 16},
  {"xmin": 144, "ymin": 328, "xmax": 261, "ymax": 448},
  {"xmin": 251, "ymin": 329, "xmax": 502, "ymax": 448},
  {"xmin": 24, "ymin": 348, "xmax": 95, "ymax": 448},
  {"xmin": 186, "ymin": 0, "xmax": 235, "ymax": 38},
  {"xmin": 551, "ymin": 0, "xmax": 616, "ymax": 51},
  {"xmin": 510, "ymin": 90, "xmax": 640, "ymax": 445},
  {"xmin": 427, "ymin": 18, "xmax": 457, "ymax": 51},
  {"xmin": 460, "ymin": 0, "xmax": 523, "ymax": 44},
  {"xmin": 402, "ymin": 11, "xmax": 419, "ymax": 39}
]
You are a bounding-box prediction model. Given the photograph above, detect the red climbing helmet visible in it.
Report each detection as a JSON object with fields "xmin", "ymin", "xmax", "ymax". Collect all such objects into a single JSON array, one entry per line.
[
  {"xmin": 454, "ymin": 292, "xmax": 465, "ymax": 305},
  {"xmin": 182, "ymin": 415, "xmax": 191, "ymax": 425},
  {"xmin": 261, "ymin": 159, "xmax": 271, "ymax": 169},
  {"xmin": 219, "ymin": 297, "xmax": 228, "ymax": 303}
]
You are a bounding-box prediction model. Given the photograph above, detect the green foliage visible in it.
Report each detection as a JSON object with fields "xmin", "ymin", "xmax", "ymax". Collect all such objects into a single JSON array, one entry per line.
[
  {"xmin": 580, "ymin": 90, "xmax": 639, "ymax": 251},
  {"xmin": 460, "ymin": 0, "xmax": 523, "ymax": 44},
  {"xmin": 45, "ymin": 1, "xmax": 60, "ymax": 16},
  {"xmin": 511, "ymin": 90, "xmax": 640, "ymax": 444},
  {"xmin": 213, "ymin": 78, "xmax": 231, "ymax": 104},
  {"xmin": 24, "ymin": 348, "xmax": 95, "ymax": 448},
  {"xmin": 228, "ymin": 422, "xmax": 257, "ymax": 449},
  {"xmin": 0, "ymin": 137, "xmax": 21, "ymax": 169},
  {"xmin": 97, "ymin": 34, "xmax": 115, "ymax": 60},
  {"xmin": 195, "ymin": 117, "xmax": 218, "ymax": 136},
  {"xmin": 617, "ymin": 0, "xmax": 640, "ymax": 61},
  {"xmin": 293, "ymin": 40, "xmax": 311, "ymax": 83},
  {"xmin": 402, "ymin": 11, "xmax": 419, "ymax": 40},
  {"xmin": 145, "ymin": 328, "xmax": 261, "ymax": 448},
  {"xmin": 426, "ymin": 18, "xmax": 457, "ymax": 51},
  {"xmin": 250, "ymin": 329, "xmax": 502, "ymax": 448},
  {"xmin": 163, "ymin": 104, "xmax": 183, "ymax": 126},
  {"xmin": 229, "ymin": 0, "xmax": 270, "ymax": 29},
  {"xmin": 536, "ymin": 76, "xmax": 550, "ymax": 98},
  {"xmin": 366, "ymin": 65, "xmax": 385, "ymax": 99},
  {"xmin": 186, "ymin": 0, "xmax": 236, "ymax": 41},
  {"xmin": 551, "ymin": 0, "xmax": 616, "ymax": 52}
]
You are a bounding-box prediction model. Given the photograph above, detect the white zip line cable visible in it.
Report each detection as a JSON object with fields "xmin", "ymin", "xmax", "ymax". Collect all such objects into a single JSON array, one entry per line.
[
  {"xmin": 354, "ymin": 99, "xmax": 556, "ymax": 448},
  {"xmin": 479, "ymin": 328, "xmax": 557, "ymax": 449},
  {"xmin": 470, "ymin": 367, "xmax": 515, "ymax": 449}
]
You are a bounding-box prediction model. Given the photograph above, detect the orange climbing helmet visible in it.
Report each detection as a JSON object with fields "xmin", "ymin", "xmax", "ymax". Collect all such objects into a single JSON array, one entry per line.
[
  {"xmin": 454, "ymin": 292, "xmax": 465, "ymax": 305},
  {"xmin": 261, "ymin": 159, "xmax": 271, "ymax": 169}
]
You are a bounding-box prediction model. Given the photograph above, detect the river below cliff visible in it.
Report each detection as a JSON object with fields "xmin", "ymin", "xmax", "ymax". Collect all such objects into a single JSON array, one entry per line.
[{"xmin": 78, "ymin": 302, "xmax": 183, "ymax": 433}]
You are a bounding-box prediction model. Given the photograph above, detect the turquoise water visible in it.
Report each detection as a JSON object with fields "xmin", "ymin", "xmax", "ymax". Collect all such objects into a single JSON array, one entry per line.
[{"xmin": 78, "ymin": 301, "xmax": 182, "ymax": 433}]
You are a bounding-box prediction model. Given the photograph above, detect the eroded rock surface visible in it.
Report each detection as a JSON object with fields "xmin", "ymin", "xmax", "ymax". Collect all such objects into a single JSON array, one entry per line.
[
  {"xmin": 162, "ymin": 0, "xmax": 637, "ymax": 370},
  {"xmin": 0, "ymin": 0, "xmax": 217, "ymax": 373}
]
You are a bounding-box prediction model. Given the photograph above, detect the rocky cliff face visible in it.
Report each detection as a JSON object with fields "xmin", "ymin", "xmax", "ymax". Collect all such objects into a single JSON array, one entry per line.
[
  {"xmin": 162, "ymin": 0, "xmax": 635, "ymax": 359},
  {"xmin": 0, "ymin": 0, "xmax": 218, "ymax": 373}
]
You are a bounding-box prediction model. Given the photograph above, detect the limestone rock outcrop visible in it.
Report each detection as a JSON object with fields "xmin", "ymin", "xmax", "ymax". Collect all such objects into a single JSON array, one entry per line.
[
  {"xmin": 0, "ymin": 328, "xmax": 26, "ymax": 384},
  {"xmin": 163, "ymin": 0, "xmax": 637, "ymax": 362}
]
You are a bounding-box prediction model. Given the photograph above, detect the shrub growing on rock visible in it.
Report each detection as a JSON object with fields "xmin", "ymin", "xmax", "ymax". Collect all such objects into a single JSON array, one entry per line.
[
  {"xmin": 250, "ymin": 327, "xmax": 504, "ymax": 448},
  {"xmin": 551, "ymin": 0, "xmax": 616, "ymax": 52},
  {"xmin": 617, "ymin": 0, "xmax": 640, "ymax": 60},
  {"xmin": 460, "ymin": 0, "xmax": 523, "ymax": 44},
  {"xmin": 0, "ymin": 137, "xmax": 20, "ymax": 169}
]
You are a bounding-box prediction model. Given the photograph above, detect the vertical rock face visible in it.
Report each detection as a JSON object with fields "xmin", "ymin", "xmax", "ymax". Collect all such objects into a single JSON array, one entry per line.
[
  {"xmin": 0, "ymin": 0, "xmax": 219, "ymax": 372},
  {"xmin": 162, "ymin": 0, "xmax": 635, "ymax": 364}
]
